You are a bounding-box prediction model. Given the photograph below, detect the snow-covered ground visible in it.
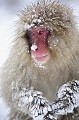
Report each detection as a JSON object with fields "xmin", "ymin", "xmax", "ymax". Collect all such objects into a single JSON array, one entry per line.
[{"xmin": 0, "ymin": 0, "xmax": 79, "ymax": 119}]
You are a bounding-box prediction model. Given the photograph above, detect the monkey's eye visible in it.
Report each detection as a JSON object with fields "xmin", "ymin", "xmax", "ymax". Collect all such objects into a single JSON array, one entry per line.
[
  {"xmin": 38, "ymin": 30, "xmax": 44, "ymax": 35},
  {"xmin": 25, "ymin": 30, "xmax": 36, "ymax": 38}
]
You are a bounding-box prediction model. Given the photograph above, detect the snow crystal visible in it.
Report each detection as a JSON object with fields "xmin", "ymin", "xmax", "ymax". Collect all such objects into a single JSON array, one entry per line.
[
  {"xmin": 32, "ymin": 19, "xmax": 42, "ymax": 24},
  {"xmin": 55, "ymin": 80, "xmax": 79, "ymax": 115},
  {"xmin": 31, "ymin": 44, "xmax": 38, "ymax": 51},
  {"xmin": 35, "ymin": 63, "xmax": 47, "ymax": 69},
  {"xmin": 48, "ymin": 106, "xmax": 52, "ymax": 111},
  {"xmin": 29, "ymin": 96, "xmax": 33, "ymax": 103},
  {"xmin": 24, "ymin": 23, "xmax": 35, "ymax": 30},
  {"xmin": 24, "ymin": 18, "xmax": 42, "ymax": 30},
  {"xmin": 32, "ymin": 14, "xmax": 37, "ymax": 18},
  {"xmin": 22, "ymin": 97, "xmax": 29, "ymax": 104}
]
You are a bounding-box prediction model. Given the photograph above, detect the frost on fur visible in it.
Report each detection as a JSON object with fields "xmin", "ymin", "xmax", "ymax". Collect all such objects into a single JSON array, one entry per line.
[
  {"xmin": 55, "ymin": 80, "xmax": 79, "ymax": 115},
  {"xmin": 12, "ymin": 87, "xmax": 58, "ymax": 120},
  {"xmin": 12, "ymin": 80, "xmax": 79, "ymax": 120},
  {"xmin": 31, "ymin": 44, "xmax": 38, "ymax": 51}
]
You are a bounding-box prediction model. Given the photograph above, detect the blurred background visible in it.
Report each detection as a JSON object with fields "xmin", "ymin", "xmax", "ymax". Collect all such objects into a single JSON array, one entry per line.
[{"xmin": 0, "ymin": 0, "xmax": 79, "ymax": 119}]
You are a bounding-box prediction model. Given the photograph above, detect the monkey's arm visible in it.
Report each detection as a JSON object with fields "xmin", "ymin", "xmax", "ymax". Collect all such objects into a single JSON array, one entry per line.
[
  {"xmin": 12, "ymin": 80, "xmax": 79, "ymax": 120},
  {"xmin": 44, "ymin": 80, "xmax": 79, "ymax": 120},
  {"xmin": 12, "ymin": 87, "xmax": 57, "ymax": 120}
]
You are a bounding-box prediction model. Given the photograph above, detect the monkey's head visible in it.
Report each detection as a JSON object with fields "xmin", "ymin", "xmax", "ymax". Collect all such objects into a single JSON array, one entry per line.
[{"xmin": 15, "ymin": 1, "xmax": 77, "ymax": 67}]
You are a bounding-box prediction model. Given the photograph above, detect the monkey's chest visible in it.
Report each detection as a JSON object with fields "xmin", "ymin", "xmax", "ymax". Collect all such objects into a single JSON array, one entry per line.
[
  {"xmin": 32, "ymin": 73, "xmax": 69, "ymax": 102},
  {"xmin": 26, "ymin": 65, "xmax": 70, "ymax": 102},
  {"xmin": 35, "ymin": 79, "xmax": 59, "ymax": 102}
]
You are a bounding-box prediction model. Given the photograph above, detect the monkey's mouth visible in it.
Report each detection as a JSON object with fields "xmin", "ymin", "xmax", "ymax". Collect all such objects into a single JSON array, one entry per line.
[{"xmin": 32, "ymin": 54, "xmax": 50, "ymax": 64}]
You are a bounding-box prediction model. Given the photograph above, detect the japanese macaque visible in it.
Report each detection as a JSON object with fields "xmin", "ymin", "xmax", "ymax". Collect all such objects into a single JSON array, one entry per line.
[{"xmin": 1, "ymin": 1, "xmax": 79, "ymax": 120}]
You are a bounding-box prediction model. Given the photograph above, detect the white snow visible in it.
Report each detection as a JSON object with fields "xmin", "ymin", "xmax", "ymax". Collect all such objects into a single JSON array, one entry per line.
[
  {"xmin": 32, "ymin": 19, "xmax": 42, "ymax": 24},
  {"xmin": 24, "ymin": 23, "xmax": 35, "ymax": 30},
  {"xmin": 31, "ymin": 44, "xmax": 38, "ymax": 51},
  {"xmin": 24, "ymin": 19, "xmax": 42, "ymax": 30},
  {"xmin": 56, "ymin": 80, "xmax": 79, "ymax": 115}
]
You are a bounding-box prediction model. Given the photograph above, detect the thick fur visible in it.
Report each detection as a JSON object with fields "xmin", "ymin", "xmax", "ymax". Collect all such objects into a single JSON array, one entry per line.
[{"xmin": 1, "ymin": 1, "xmax": 79, "ymax": 120}]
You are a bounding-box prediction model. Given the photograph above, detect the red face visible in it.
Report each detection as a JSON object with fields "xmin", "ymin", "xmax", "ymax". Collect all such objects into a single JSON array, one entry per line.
[{"xmin": 27, "ymin": 27, "xmax": 50, "ymax": 64}]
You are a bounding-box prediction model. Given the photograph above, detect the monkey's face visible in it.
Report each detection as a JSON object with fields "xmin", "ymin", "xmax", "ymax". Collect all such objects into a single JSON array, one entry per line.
[
  {"xmin": 17, "ymin": 2, "xmax": 76, "ymax": 66},
  {"xmin": 26, "ymin": 27, "xmax": 50, "ymax": 64}
]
